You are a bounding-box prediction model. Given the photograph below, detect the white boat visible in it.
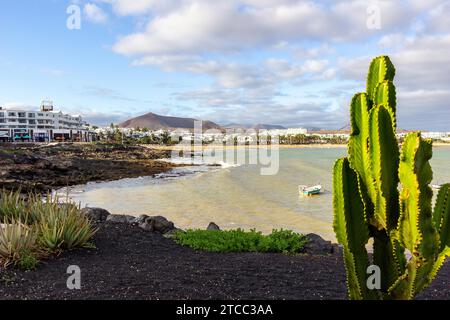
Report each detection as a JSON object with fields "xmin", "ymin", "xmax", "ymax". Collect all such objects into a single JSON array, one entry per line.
[
  {"xmin": 299, "ymin": 185, "xmax": 322, "ymax": 196},
  {"xmin": 432, "ymin": 184, "xmax": 443, "ymax": 190}
]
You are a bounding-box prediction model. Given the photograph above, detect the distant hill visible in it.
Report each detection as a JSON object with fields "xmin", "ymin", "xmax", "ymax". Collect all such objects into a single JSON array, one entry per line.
[
  {"xmin": 253, "ymin": 124, "xmax": 287, "ymax": 130},
  {"xmin": 223, "ymin": 123, "xmax": 252, "ymax": 130},
  {"xmin": 224, "ymin": 123, "xmax": 287, "ymax": 130},
  {"xmin": 118, "ymin": 112, "xmax": 222, "ymax": 131}
]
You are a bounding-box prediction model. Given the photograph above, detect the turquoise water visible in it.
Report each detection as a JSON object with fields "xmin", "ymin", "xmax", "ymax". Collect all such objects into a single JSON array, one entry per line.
[{"xmin": 61, "ymin": 146, "xmax": 450, "ymax": 241}]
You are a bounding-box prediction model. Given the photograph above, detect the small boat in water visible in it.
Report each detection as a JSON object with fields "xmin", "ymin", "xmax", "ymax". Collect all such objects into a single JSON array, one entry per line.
[
  {"xmin": 432, "ymin": 184, "xmax": 443, "ymax": 190},
  {"xmin": 299, "ymin": 185, "xmax": 322, "ymax": 196}
]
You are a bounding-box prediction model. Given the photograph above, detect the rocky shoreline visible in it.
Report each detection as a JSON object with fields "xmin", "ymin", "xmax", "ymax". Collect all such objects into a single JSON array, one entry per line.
[{"xmin": 0, "ymin": 143, "xmax": 176, "ymax": 193}]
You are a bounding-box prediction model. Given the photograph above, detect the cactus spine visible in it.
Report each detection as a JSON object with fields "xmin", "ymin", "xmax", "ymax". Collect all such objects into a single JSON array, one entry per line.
[{"xmin": 333, "ymin": 56, "xmax": 450, "ymax": 300}]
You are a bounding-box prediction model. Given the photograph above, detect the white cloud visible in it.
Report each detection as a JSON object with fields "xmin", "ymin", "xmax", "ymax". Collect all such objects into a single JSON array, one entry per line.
[
  {"xmin": 74, "ymin": 0, "xmax": 450, "ymax": 129},
  {"xmin": 111, "ymin": 0, "xmax": 420, "ymax": 58},
  {"xmin": 427, "ymin": 1, "xmax": 450, "ymax": 33},
  {"xmin": 84, "ymin": 3, "xmax": 108, "ymax": 24}
]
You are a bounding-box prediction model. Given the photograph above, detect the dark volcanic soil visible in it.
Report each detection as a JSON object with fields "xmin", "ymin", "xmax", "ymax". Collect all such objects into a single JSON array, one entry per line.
[
  {"xmin": 0, "ymin": 222, "xmax": 449, "ymax": 300},
  {"xmin": 0, "ymin": 143, "xmax": 174, "ymax": 193}
]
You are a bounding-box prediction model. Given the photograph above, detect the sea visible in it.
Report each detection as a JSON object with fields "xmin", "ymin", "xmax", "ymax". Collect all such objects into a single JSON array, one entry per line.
[{"xmin": 57, "ymin": 146, "xmax": 450, "ymax": 241}]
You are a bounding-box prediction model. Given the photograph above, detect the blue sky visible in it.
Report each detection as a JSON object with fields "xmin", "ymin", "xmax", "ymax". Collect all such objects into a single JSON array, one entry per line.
[{"xmin": 1, "ymin": 0, "xmax": 450, "ymax": 130}]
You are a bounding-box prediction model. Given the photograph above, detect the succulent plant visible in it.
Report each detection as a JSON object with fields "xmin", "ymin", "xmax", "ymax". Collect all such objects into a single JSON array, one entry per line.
[{"xmin": 333, "ymin": 56, "xmax": 450, "ymax": 300}]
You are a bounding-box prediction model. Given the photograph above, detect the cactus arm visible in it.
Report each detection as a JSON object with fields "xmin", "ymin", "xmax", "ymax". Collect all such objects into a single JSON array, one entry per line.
[
  {"xmin": 366, "ymin": 56, "xmax": 396, "ymax": 101},
  {"xmin": 374, "ymin": 81, "xmax": 397, "ymax": 130},
  {"xmin": 426, "ymin": 184, "xmax": 450, "ymax": 290},
  {"xmin": 333, "ymin": 158, "xmax": 378, "ymax": 299},
  {"xmin": 348, "ymin": 93, "xmax": 377, "ymax": 212},
  {"xmin": 398, "ymin": 133, "xmax": 437, "ymax": 255},
  {"xmin": 428, "ymin": 247, "xmax": 450, "ymax": 285},
  {"xmin": 433, "ymin": 184, "xmax": 450, "ymax": 250},
  {"xmin": 390, "ymin": 133, "xmax": 440, "ymax": 298},
  {"xmin": 410, "ymin": 180, "xmax": 450, "ymax": 295},
  {"xmin": 369, "ymin": 105, "xmax": 400, "ymax": 230}
]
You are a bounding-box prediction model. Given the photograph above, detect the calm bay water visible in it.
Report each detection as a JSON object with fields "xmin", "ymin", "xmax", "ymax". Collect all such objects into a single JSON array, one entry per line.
[{"xmin": 60, "ymin": 146, "xmax": 450, "ymax": 241}]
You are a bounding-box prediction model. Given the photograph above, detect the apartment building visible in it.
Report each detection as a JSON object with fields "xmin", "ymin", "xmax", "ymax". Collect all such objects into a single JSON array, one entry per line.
[{"xmin": 0, "ymin": 101, "xmax": 94, "ymax": 142}]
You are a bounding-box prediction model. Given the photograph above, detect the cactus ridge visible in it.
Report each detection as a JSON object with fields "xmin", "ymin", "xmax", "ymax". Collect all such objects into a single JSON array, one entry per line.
[
  {"xmin": 369, "ymin": 105, "xmax": 400, "ymax": 230},
  {"xmin": 374, "ymin": 81, "xmax": 397, "ymax": 129},
  {"xmin": 333, "ymin": 56, "xmax": 450, "ymax": 300}
]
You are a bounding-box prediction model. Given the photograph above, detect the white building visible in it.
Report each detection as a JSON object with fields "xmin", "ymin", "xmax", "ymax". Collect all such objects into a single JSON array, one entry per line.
[
  {"xmin": 0, "ymin": 101, "xmax": 95, "ymax": 142},
  {"xmin": 258, "ymin": 128, "xmax": 308, "ymax": 136},
  {"xmin": 421, "ymin": 132, "xmax": 450, "ymax": 140}
]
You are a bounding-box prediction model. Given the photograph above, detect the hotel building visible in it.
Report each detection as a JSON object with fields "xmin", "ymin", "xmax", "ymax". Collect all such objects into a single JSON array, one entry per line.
[{"xmin": 0, "ymin": 101, "xmax": 95, "ymax": 142}]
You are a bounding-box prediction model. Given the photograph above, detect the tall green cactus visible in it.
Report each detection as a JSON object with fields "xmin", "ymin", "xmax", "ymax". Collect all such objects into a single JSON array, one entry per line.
[{"xmin": 333, "ymin": 56, "xmax": 450, "ymax": 300}]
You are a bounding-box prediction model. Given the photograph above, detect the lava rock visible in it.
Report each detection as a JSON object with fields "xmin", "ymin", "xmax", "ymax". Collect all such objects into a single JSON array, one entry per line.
[
  {"xmin": 139, "ymin": 216, "xmax": 175, "ymax": 234},
  {"xmin": 163, "ymin": 228, "xmax": 184, "ymax": 239},
  {"xmin": 304, "ymin": 233, "xmax": 339, "ymax": 255},
  {"xmin": 139, "ymin": 222, "xmax": 153, "ymax": 232},
  {"xmin": 81, "ymin": 207, "xmax": 111, "ymax": 223},
  {"xmin": 207, "ymin": 222, "xmax": 221, "ymax": 231},
  {"xmin": 133, "ymin": 215, "xmax": 149, "ymax": 225},
  {"xmin": 106, "ymin": 214, "xmax": 136, "ymax": 224}
]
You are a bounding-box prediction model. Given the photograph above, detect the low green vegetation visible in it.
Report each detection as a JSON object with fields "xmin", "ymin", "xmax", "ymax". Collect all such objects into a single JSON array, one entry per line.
[
  {"xmin": 174, "ymin": 229, "xmax": 308, "ymax": 254},
  {"xmin": 0, "ymin": 190, "xmax": 97, "ymax": 269},
  {"xmin": 16, "ymin": 249, "xmax": 39, "ymax": 270}
]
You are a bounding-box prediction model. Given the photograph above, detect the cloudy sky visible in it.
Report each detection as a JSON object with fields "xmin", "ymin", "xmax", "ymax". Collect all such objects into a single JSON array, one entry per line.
[{"xmin": 1, "ymin": 0, "xmax": 449, "ymax": 130}]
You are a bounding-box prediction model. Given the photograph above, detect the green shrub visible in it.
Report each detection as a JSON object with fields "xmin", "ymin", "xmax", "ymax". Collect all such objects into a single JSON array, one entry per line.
[
  {"xmin": 174, "ymin": 229, "xmax": 308, "ymax": 254},
  {"xmin": 17, "ymin": 249, "xmax": 39, "ymax": 270}
]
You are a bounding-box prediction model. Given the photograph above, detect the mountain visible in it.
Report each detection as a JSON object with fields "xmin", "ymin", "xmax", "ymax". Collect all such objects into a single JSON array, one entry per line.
[
  {"xmin": 118, "ymin": 112, "xmax": 222, "ymax": 131},
  {"xmin": 252, "ymin": 124, "xmax": 287, "ymax": 130},
  {"xmin": 223, "ymin": 123, "xmax": 253, "ymax": 129},
  {"xmin": 223, "ymin": 123, "xmax": 287, "ymax": 130}
]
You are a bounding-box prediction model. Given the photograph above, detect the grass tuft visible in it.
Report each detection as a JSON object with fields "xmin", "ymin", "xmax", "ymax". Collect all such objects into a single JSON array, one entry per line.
[{"xmin": 17, "ymin": 249, "xmax": 39, "ymax": 270}]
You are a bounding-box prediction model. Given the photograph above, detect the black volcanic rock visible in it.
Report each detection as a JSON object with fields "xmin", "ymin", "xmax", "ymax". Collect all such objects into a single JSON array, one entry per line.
[{"xmin": 81, "ymin": 207, "xmax": 111, "ymax": 223}]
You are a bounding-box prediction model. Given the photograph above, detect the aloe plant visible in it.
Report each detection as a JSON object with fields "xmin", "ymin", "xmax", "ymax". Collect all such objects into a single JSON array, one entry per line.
[{"xmin": 333, "ymin": 56, "xmax": 450, "ymax": 300}]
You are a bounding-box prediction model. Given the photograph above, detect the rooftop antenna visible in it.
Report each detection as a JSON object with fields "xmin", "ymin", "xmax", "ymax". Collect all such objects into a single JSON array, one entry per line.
[{"xmin": 40, "ymin": 99, "xmax": 54, "ymax": 112}]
